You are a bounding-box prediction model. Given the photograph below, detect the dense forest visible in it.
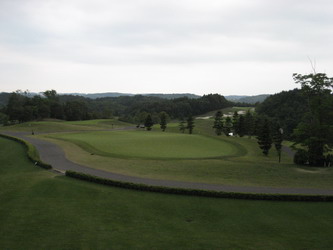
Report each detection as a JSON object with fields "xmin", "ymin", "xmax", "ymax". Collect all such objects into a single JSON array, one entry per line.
[{"xmin": 0, "ymin": 90, "xmax": 232, "ymax": 124}]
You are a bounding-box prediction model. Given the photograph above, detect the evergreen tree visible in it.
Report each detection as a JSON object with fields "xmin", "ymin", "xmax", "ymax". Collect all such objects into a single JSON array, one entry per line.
[
  {"xmin": 223, "ymin": 117, "xmax": 233, "ymax": 136},
  {"xmin": 144, "ymin": 114, "xmax": 154, "ymax": 131},
  {"xmin": 186, "ymin": 115, "xmax": 195, "ymax": 134},
  {"xmin": 159, "ymin": 111, "xmax": 168, "ymax": 132},
  {"xmin": 213, "ymin": 110, "xmax": 223, "ymax": 135},
  {"xmin": 257, "ymin": 119, "xmax": 272, "ymax": 156},
  {"xmin": 179, "ymin": 118, "xmax": 186, "ymax": 133},
  {"xmin": 238, "ymin": 115, "xmax": 246, "ymax": 137},
  {"xmin": 232, "ymin": 111, "xmax": 239, "ymax": 135},
  {"xmin": 272, "ymin": 126, "xmax": 283, "ymax": 163},
  {"xmin": 244, "ymin": 110, "xmax": 255, "ymax": 138}
]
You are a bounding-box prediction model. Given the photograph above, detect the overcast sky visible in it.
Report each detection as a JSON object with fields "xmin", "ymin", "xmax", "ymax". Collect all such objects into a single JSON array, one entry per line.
[{"xmin": 1, "ymin": 0, "xmax": 333, "ymax": 95}]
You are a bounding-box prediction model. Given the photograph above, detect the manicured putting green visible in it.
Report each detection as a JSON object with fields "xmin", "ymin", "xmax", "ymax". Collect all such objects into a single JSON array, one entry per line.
[{"xmin": 51, "ymin": 131, "xmax": 241, "ymax": 159}]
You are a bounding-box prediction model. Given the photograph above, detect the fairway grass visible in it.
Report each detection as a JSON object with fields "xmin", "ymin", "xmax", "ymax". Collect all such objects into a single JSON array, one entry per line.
[
  {"xmin": 3, "ymin": 118, "xmax": 333, "ymax": 189},
  {"xmin": 42, "ymin": 129, "xmax": 333, "ymax": 189},
  {"xmin": 0, "ymin": 119, "xmax": 131, "ymax": 133},
  {"xmin": 1, "ymin": 136, "xmax": 333, "ymax": 249}
]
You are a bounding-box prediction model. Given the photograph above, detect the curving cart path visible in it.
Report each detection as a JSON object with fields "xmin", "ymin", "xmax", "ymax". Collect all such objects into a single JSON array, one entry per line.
[{"xmin": 2, "ymin": 130, "xmax": 333, "ymax": 195}]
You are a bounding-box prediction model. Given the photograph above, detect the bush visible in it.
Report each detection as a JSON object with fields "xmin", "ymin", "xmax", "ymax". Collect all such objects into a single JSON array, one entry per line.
[
  {"xmin": 325, "ymin": 154, "xmax": 333, "ymax": 167},
  {"xmin": 65, "ymin": 170, "xmax": 333, "ymax": 202},
  {"xmin": 294, "ymin": 149, "xmax": 309, "ymax": 165}
]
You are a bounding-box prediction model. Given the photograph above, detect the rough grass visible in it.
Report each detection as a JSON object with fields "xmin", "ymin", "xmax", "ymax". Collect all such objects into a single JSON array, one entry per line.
[{"xmin": 1, "ymin": 136, "xmax": 333, "ymax": 249}]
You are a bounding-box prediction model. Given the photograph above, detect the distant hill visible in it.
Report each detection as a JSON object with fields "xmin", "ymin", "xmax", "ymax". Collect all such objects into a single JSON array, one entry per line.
[
  {"xmin": 225, "ymin": 94, "xmax": 270, "ymax": 104},
  {"xmin": 66, "ymin": 92, "xmax": 201, "ymax": 99},
  {"xmin": 0, "ymin": 92, "xmax": 11, "ymax": 107}
]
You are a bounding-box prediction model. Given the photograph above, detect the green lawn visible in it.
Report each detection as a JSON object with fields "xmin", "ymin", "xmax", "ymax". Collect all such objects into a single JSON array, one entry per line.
[{"xmin": 1, "ymin": 136, "xmax": 333, "ymax": 249}]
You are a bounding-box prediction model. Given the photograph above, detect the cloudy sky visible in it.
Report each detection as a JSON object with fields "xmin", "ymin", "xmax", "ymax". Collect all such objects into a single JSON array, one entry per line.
[{"xmin": 1, "ymin": 0, "xmax": 333, "ymax": 95}]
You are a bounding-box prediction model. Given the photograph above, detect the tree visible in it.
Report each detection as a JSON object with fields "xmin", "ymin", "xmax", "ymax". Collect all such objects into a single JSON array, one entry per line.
[
  {"xmin": 64, "ymin": 101, "xmax": 89, "ymax": 121},
  {"xmin": 159, "ymin": 111, "xmax": 168, "ymax": 132},
  {"xmin": 223, "ymin": 117, "xmax": 233, "ymax": 136},
  {"xmin": 186, "ymin": 115, "xmax": 195, "ymax": 134},
  {"xmin": 144, "ymin": 114, "xmax": 154, "ymax": 131},
  {"xmin": 213, "ymin": 111, "xmax": 223, "ymax": 135},
  {"xmin": 232, "ymin": 111, "xmax": 239, "ymax": 135},
  {"xmin": 257, "ymin": 119, "xmax": 272, "ymax": 156},
  {"xmin": 272, "ymin": 126, "xmax": 283, "ymax": 163},
  {"xmin": 244, "ymin": 110, "xmax": 255, "ymax": 138},
  {"xmin": 237, "ymin": 115, "xmax": 246, "ymax": 137},
  {"xmin": 292, "ymin": 72, "xmax": 333, "ymax": 166},
  {"xmin": 179, "ymin": 118, "xmax": 186, "ymax": 133}
]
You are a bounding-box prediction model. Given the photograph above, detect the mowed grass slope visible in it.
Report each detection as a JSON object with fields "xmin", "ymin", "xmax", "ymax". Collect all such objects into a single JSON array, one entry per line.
[
  {"xmin": 0, "ymin": 119, "xmax": 131, "ymax": 133},
  {"xmin": 39, "ymin": 119, "xmax": 333, "ymax": 189},
  {"xmin": 49, "ymin": 130, "xmax": 242, "ymax": 160},
  {"xmin": 1, "ymin": 136, "xmax": 333, "ymax": 249}
]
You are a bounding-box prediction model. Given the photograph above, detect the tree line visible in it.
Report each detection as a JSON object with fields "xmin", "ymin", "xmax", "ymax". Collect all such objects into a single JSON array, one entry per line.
[
  {"xmin": 0, "ymin": 91, "xmax": 233, "ymax": 125},
  {"xmin": 256, "ymin": 72, "xmax": 333, "ymax": 167}
]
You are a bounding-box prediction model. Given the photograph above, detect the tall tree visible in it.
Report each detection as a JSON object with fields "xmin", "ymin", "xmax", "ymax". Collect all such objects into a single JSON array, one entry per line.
[
  {"xmin": 179, "ymin": 118, "xmax": 186, "ymax": 133},
  {"xmin": 186, "ymin": 115, "xmax": 195, "ymax": 134},
  {"xmin": 237, "ymin": 115, "xmax": 246, "ymax": 137},
  {"xmin": 213, "ymin": 110, "xmax": 223, "ymax": 135},
  {"xmin": 272, "ymin": 126, "xmax": 283, "ymax": 163},
  {"xmin": 257, "ymin": 119, "xmax": 272, "ymax": 156},
  {"xmin": 223, "ymin": 117, "xmax": 233, "ymax": 136},
  {"xmin": 244, "ymin": 110, "xmax": 255, "ymax": 138},
  {"xmin": 144, "ymin": 114, "xmax": 154, "ymax": 131},
  {"xmin": 232, "ymin": 111, "xmax": 239, "ymax": 135},
  {"xmin": 293, "ymin": 72, "xmax": 333, "ymax": 166},
  {"xmin": 159, "ymin": 111, "xmax": 168, "ymax": 132}
]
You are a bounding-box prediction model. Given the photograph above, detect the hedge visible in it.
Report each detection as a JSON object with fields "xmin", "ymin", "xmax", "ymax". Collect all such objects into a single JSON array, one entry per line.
[
  {"xmin": 65, "ymin": 170, "xmax": 333, "ymax": 202},
  {"xmin": 0, "ymin": 133, "xmax": 52, "ymax": 169}
]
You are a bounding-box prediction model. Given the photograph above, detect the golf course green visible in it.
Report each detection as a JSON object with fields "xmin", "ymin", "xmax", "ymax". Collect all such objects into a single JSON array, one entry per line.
[{"xmin": 49, "ymin": 130, "xmax": 242, "ymax": 160}]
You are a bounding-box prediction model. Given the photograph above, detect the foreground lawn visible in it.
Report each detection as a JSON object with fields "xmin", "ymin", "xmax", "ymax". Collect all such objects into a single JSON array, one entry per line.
[{"xmin": 1, "ymin": 136, "xmax": 333, "ymax": 249}]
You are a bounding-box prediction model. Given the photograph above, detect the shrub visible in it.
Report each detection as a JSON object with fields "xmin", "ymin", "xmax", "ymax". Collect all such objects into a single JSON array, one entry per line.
[
  {"xmin": 294, "ymin": 149, "xmax": 309, "ymax": 165},
  {"xmin": 325, "ymin": 154, "xmax": 333, "ymax": 167},
  {"xmin": 65, "ymin": 170, "xmax": 333, "ymax": 202}
]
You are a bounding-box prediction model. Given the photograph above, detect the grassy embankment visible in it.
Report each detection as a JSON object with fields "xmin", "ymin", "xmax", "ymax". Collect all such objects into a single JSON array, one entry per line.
[{"xmin": 1, "ymin": 136, "xmax": 333, "ymax": 249}]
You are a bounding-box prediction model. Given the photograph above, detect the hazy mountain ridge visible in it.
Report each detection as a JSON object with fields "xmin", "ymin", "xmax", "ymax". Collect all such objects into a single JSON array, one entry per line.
[
  {"xmin": 225, "ymin": 94, "xmax": 270, "ymax": 104},
  {"xmin": 0, "ymin": 91, "xmax": 269, "ymax": 106}
]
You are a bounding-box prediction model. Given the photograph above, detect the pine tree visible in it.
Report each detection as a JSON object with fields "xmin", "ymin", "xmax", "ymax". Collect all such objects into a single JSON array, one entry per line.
[
  {"xmin": 159, "ymin": 112, "xmax": 168, "ymax": 132},
  {"xmin": 244, "ymin": 110, "xmax": 255, "ymax": 138},
  {"xmin": 223, "ymin": 117, "xmax": 233, "ymax": 136},
  {"xmin": 272, "ymin": 126, "xmax": 283, "ymax": 163},
  {"xmin": 186, "ymin": 115, "xmax": 195, "ymax": 134},
  {"xmin": 232, "ymin": 111, "xmax": 239, "ymax": 135},
  {"xmin": 144, "ymin": 114, "xmax": 154, "ymax": 131},
  {"xmin": 179, "ymin": 119, "xmax": 186, "ymax": 133},
  {"xmin": 238, "ymin": 115, "xmax": 246, "ymax": 137},
  {"xmin": 213, "ymin": 110, "xmax": 223, "ymax": 135},
  {"xmin": 257, "ymin": 119, "xmax": 272, "ymax": 156}
]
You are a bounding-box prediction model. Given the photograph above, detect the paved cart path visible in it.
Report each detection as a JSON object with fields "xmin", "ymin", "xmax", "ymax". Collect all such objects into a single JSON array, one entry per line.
[{"xmin": 2, "ymin": 131, "xmax": 333, "ymax": 195}]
